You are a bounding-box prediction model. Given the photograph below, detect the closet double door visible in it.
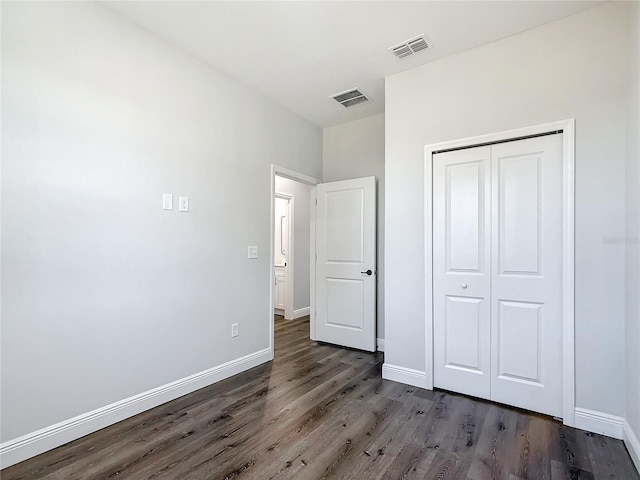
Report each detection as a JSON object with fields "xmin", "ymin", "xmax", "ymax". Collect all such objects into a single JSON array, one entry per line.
[{"xmin": 433, "ymin": 134, "xmax": 563, "ymax": 417}]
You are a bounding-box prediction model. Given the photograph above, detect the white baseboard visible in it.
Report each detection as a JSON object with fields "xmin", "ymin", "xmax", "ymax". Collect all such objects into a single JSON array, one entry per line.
[
  {"xmin": 574, "ymin": 407, "xmax": 624, "ymax": 439},
  {"xmin": 624, "ymin": 420, "xmax": 640, "ymax": 474},
  {"xmin": 376, "ymin": 338, "xmax": 385, "ymax": 352},
  {"xmin": 382, "ymin": 363, "xmax": 429, "ymax": 389},
  {"xmin": 291, "ymin": 307, "xmax": 310, "ymax": 319},
  {"xmin": 0, "ymin": 348, "xmax": 271, "ymax": 469}
]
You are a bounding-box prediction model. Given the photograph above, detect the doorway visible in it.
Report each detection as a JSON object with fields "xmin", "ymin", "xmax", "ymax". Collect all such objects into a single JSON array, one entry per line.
[
  {"xmin": 269, "ymin": 166, "xmax": 321, "ymax": 359},
  {"xmin": 274, "ymin": 193, "xmax": 292, "ymax": 318},
  {"xmin": 424, "ymin": 120, "xmax": 576, "ymax": 425},
  {"xmin": 269, "ymin": 165, "xmax": 379, "ymax": 359}
]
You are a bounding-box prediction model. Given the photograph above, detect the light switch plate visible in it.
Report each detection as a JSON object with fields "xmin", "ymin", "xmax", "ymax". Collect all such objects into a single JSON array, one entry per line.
[
  {"xmin": 179, "ymin": 196, "xmax": 189, "ymax": 212},
  {"xmin": 247, "ymin": 246, "xmax": 258, "ymax": 259},
  {"xmin": 162, "ymin": 194, "xmax": 173, "ymax": 210}
]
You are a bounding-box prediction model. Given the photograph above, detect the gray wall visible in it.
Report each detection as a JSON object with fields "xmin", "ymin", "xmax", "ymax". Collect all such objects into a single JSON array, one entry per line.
[
  {"xmin": 625, "ymin": 1, "xmax": 640, "ymax": 464},
  {"xmin": 385, "ymin": 2, "xmax": 630, "ymax": 417},
  {"xmin": 323, "ymin": 114, "xmax": 385, "ymax": 340},
  {"xmin": 275, "ymin": 176, "xmax": 312, "ymax": 313},
  {"xmin": 1, "ymin": 1, "xmax": 322, "ymax": 442}
]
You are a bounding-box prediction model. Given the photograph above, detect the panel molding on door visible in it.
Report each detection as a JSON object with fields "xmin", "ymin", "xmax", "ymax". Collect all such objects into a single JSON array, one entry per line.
[
  {"xmin": 315, "ymin": 176, "xmax": 376, "ymax": 352},
  {"xmin": 433, "ymin": 146, "xmax": 491, "ymax": 400}
]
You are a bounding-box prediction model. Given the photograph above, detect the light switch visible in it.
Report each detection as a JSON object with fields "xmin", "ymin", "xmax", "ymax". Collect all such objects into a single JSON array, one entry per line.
[
  {"xmin": 162, "ymin": 194, "xmax": 173, "ymax": 210},
  {"xmin": 247, "ymin": 246, "xmax": 258, "ymax": 259},
  {"xmin": 179, "ymin": 196, "xmax": 189, "ymax": 212}
]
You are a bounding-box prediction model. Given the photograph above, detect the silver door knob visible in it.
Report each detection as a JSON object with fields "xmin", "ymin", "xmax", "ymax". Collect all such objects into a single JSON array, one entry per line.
[{"xmin": 461, "ymin": 283, "xmax": 468, "ymax": 289}]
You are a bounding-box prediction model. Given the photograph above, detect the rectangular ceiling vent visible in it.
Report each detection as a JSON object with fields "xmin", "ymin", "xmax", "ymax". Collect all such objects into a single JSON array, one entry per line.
[
  {"xmin": 390, "ymin": 34, "xmax": 430, "ymax": 59},
  {"xmin": 330, "ymin": 88, "xmax": 372, "ymax": 109}
]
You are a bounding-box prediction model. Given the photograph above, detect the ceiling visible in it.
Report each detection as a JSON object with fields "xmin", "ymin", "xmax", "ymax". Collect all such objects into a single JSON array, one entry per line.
[{"xmin": 102, "ymin": 1, "xmax": 601, "ymax": 128}]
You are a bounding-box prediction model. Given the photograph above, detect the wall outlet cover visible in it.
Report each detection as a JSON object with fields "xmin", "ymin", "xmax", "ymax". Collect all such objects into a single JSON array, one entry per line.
[{"xmin": 179, "ymin": 196, "xmax": 189, "ymax": 212}]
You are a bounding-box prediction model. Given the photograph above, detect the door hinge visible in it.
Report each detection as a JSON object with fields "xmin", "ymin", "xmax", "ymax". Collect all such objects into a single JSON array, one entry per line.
[
  {"xmin": 315, "ymin": 198, "xmax": 317, "ymax": 206},
  {"xmin": 315, "ymin": 254, "xmax": 318, "ymax": 262}
]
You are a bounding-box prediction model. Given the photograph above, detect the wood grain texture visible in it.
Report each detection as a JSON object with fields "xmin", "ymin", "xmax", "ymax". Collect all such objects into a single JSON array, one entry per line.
[{"xmin": 2, "ymin": 317, "xmax": 638, "ymax": 480}]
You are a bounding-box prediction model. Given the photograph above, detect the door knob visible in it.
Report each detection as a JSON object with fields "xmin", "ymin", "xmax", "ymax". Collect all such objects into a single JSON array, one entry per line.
[
  {"xmin": 461, "ymin": 283, "xmax": 468, "ymax": 289},
  {"xmin": 361, "ymin": 269, "xmax": 373, "ymax": 276}
]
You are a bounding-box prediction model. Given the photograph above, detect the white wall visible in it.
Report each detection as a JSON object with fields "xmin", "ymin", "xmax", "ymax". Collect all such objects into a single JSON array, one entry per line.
[
  {"xmin": 625, "ymin": 1, "xmax": 640, "ymax": 469},
  {"xmin": 385, "ymin": 2, "xmax": 630, "ymax": 417},
  {"xmin": 1, "ymin": 0, "xmax": 321, "ymax": 448},
  {"xmin": 323, "ymin": 114, "xmax": 385, "ymax": 339},
  {"xmin": 275, "ymin": 176, "xmax": 312, "ymax": 313}
]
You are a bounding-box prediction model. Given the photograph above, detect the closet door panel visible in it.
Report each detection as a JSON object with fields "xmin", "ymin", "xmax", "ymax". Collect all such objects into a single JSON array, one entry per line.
[
  {"xmin": 490, "ymin": 134, "xmax": 564, "ymax": 417},
  {"xmin": 433, "ymin": 146, "xmax": 491, "ymax": 400}
]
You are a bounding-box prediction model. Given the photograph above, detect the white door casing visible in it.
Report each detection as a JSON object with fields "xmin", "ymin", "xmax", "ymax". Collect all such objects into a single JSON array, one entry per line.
[
  {"xmin": 433, "ymin": 146, "xmax": 492, "ymax": 399},
  {"xmin": 432, "ymin": 133, "xmax": 566, "ymax": 418},
  {"xmin": 315, "ymin": 177, "xmax": 376, "ymax": 352}
]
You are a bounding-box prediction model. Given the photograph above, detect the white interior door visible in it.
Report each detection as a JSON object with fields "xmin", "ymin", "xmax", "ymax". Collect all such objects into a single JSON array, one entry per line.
[
  {"xmin": 432, "ymin": 134, "xmax": 564, "ymax": 418},
  {"xmin": 315, "ymin": 177, "xmax": 376, "ymax": 351},
  {"xmin": 433, "ymin": 146, "xmax": 492, "ymax": 399},
  {"xmin": 274, "ymin": 195, "xmax": 291, "ymax": 317},
  {"xmin": 490, "ymin": 134, "xmax": 563, "ymax": 417}
]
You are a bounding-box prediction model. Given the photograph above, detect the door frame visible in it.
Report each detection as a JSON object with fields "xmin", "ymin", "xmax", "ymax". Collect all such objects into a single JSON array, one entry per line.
[
  {"xmin": 270, "ymin": 165, "xmax": 321, "ymax": 360},
  {"xmin": 274, "ymin": 193, "xmax": 293, "ymax": 319},
  {"xmin": 423, "ymin": 119, "xmax": 576, "ymax": 426}
]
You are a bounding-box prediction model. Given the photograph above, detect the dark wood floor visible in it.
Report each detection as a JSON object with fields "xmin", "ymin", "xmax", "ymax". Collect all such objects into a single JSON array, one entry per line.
[{"xmin": 2, "ymin": 317, "xmax": 638, "ymax": 480}]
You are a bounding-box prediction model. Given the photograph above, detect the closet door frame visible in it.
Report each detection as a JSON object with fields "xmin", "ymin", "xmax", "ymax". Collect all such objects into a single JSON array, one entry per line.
[{"xmin": 424, "ymin": 119, "xmax": 575, "ymax": 427}]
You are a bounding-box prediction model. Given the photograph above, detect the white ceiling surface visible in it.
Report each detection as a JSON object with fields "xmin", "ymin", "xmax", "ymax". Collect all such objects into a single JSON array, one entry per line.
[{"xmin": 103, "ymin": 1, "xmax": 601, "ymax": 128}]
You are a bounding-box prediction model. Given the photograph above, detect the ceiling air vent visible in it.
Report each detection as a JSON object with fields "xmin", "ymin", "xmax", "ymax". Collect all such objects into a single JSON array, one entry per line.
[
  {"xmin": 330, "ymin": 88, "xmax": 372, "ymax": 109},
  {"xmin": 390, "ymin": 34, "xmax": 430, "ymax": 59}
]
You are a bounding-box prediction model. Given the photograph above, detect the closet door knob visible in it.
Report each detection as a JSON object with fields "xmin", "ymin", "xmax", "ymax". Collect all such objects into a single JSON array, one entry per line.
[
  {"xmin": 361, "ymin": 269, "xmax": 373, "ymax": 276},
  {"xmin": 461, "ymin": 283, "xmax": 468, "ymax": 289}
]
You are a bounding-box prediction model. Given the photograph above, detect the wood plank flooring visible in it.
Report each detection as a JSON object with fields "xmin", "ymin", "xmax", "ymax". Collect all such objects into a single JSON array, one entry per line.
[{"xmin": 2, "ymin": 317, "xmax": 638, "ymax": 480}]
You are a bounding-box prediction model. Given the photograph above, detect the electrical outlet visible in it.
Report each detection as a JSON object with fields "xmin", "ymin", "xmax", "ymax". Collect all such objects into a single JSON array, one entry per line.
[
  {"xmin": 179, "ymin": 196, "xmax": 189, "ymax": 212},
  {"xmin": 247, "ymin": 246, "xmax": 258, "ymax": 259},
  {"xmin": 231, "ymin": 323, "xmax": 239, "ymax": 338}
]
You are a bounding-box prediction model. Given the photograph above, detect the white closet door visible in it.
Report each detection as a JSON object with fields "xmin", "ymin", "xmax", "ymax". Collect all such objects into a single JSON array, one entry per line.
[
  {"xmin": 433, "ymin": 146, "xmax": 492, "ymax": 399},
  {"xmin": 490, "ymin": 134, "xmax": 563, "ymax": 417}
]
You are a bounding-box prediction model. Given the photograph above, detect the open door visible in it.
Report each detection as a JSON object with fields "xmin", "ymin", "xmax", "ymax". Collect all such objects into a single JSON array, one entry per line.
[{"xmin": 314, "ymin": 176, "xmax": 376, "ymax": 352}]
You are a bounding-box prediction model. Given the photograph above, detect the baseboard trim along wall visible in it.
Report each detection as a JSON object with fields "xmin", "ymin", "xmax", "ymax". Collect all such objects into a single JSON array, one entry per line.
[
  {"xmin": 624, "ymin": 420, "xmax": 640, "ymax": 473},
  {"xmin": 0, "ymin": 348, "xmax": 271, "ymax": 469},
  {"xmin": 291, "ymin": 307, "xmax": 310, "ymax": 319},
  {"xmin": 376, "ymin": 338, "xmax": 385, "ymax": 352},
  {"xmin": 574, "ymin": 407, "xmax": 624, "ymax": 439},
  {"xmin": 382, "ymin": 363, "xmax": 429, "ymax": 389}
]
